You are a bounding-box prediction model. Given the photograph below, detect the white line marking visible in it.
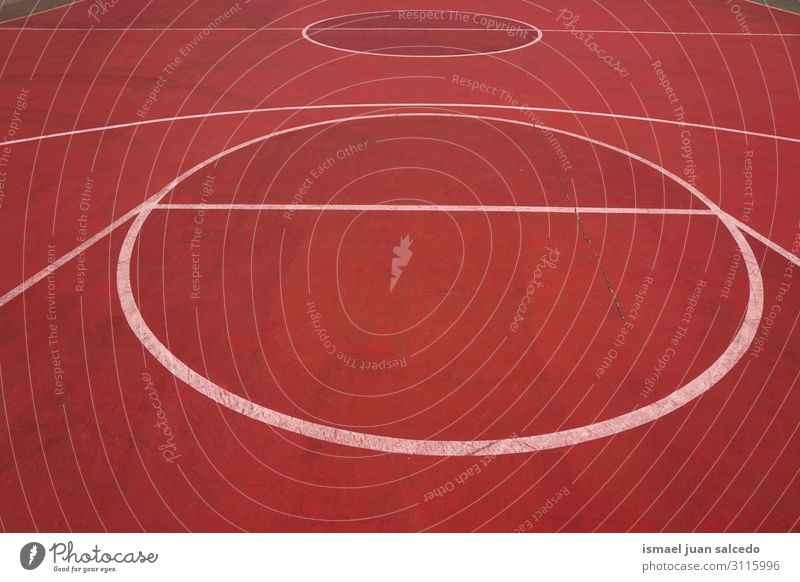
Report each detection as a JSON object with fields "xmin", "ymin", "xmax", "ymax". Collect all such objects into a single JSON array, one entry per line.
[
  {"xmin": 306, "ymin": 27, "xmax": 538, "ymax": 32},
  {"xmin": 114, "ymin": 112, "xmax": 764, "ymax": 456},
  {"xmin": 307, "ymin": 27, "xmax": 799, "ymax": 36},
  {"xmin": 155, "ymin": 203, "xmax": 715, "ymax": 215},
  {"xmin": 1, "ymin": 27, "xmax": 797, "ymax": 36},
  {"xmin": 2, "ymin": 102, "xmax": 798, "ymax": 149}
]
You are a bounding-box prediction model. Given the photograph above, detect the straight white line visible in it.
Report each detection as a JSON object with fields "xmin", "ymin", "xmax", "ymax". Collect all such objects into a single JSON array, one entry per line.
[
  {"xmin": 1, "ymin": 102, "xmax": 798, "ymax": 148},
  {"xmin": 155, "ymin": 203, "xmax": 715, "ymax": 215},
  {"xmin": 1, "ymin": 26, "xmax": 798, "ymax": 35},
  {"xmin": 309, "ymin": 27, "xmax": 799, "ymax": 36}
]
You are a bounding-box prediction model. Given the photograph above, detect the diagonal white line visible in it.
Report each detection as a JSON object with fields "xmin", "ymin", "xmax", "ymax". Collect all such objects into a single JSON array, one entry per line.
[{"xmin": 0, "ymin": 204, "xmax": 145, "ymax": 308}]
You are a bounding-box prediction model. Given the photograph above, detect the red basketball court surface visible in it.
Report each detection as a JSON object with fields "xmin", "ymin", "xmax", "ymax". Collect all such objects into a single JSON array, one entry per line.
[{"xmin": 0, "ymin": 0, "xmax": 798, "ymax": 532}]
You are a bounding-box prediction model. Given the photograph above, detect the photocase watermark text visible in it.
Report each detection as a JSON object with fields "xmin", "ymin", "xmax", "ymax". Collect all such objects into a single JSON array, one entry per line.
[
  {"xmin": 142, "ymin": 372, "xmax": 181, "ymax": 463},
  {"xmin": 510, "ymin": 247, "xmax": 561, "ymax": 333},
  {"xmin": 556, "ymin": 9, "xmax": 629, "ymax": 77}
]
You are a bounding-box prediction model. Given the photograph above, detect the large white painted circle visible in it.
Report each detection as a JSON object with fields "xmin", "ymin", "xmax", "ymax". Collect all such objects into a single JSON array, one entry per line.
[
  {"xmin": 116, "ymin": 111, "xmax": 764, "ymax": 456},
  {"xmin": 301, "ymin": 10, "xmax": 543, "ymax": 58}
]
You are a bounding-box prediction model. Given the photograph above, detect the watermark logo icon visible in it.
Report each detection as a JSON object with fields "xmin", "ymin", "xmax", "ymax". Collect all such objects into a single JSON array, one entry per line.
[
  {"xmin": 20, "ymin": 542, "xmax": 45, "ymax": 570},
  {"xmin": 390, "ymin": 235, "xmax": 413, "ymax": 292}
]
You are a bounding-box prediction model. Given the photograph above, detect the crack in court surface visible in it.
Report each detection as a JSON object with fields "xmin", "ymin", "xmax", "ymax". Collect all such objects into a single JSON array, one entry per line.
[{"xmin": 526, "ymin": 117, "xmax": 629, "ymax": 325}]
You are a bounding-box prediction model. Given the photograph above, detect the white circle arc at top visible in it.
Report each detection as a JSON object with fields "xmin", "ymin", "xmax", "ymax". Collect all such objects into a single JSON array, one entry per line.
[{"xmin": 301, "ymin": 10, "xmax": 544, "ymax": 57}]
